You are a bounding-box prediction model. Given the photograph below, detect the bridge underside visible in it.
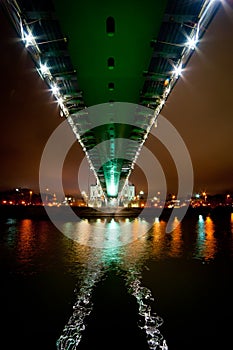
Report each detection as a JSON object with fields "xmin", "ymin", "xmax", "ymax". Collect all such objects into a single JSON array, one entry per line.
[{"xmin": 2, "ymin": 0, "xmax": 220, "ymax": 199}]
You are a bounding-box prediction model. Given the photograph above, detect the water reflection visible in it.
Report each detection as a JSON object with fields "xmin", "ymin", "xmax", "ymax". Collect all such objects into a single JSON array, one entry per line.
[
  {"xmin": 151, "ymin": 220, "xmax": 167, "ymax": 259},
  {"xmin": 169, "ymin": 217, "xmax": 183, "ymax": 258},
  {"xmin": 17, "ymin": 219, "xmax": 34, "ymax": 265},
  {"xmin": 62, "ymin": 217, "xmax": 151, "ymax": 248},
  {"xmin": 57, "ymin": 217, "xmax": 168, "ymax": 350},
  {"xmin": 57, "ymin": 212, "xmax": 231, "ymax": 348},
  {"xmin": 5, "ymin": 218, "xmax": 18, "ymax": 248},
  {"xmin": 231, "ymin": 213, "xmax": 233, "ymax": 234},
  {"xmin": 150, "ymin": 217, "xmax": 183, "ymax": 259},
  {"xmin": 195, "ymin": 215, "xmax": 205, "ymax": 258},
  {"xmin": 204, "ymin": 216, "xmax": 217, "ymax": 260},
  {"xmin": 15, "ymin": 220, "xmax": 51, "ymax": 273},
  {"xmin": 194, "ymin": 215, "xmax": 217, "ymax": 261},
  {"xmin": 3, "ymin": 211, "xmax": 232, "ymax": 349}
]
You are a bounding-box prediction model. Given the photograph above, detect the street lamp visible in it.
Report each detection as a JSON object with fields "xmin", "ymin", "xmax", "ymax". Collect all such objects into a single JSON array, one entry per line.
[
  {"xmin": 202, "ymin": 192, "xmax": 207, "ymax": 203},
  {"xmin": 29, "ymin": 190, "xmax": 33, "ymax": 204}
]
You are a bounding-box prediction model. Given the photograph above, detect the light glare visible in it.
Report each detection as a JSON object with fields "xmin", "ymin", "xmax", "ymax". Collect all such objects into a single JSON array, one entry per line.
[
  {"xmin": 23, "ymin": 32, "xmax": 34, "ymax": 47},
  {"xmin": 173, "ymin": 64, "xmax": 183, "ymax": 78},
  {"xmin": 40, "ymin": 63, "xmax": 49, "ymax": 75},
  {"xmin": 187, "ymin": 37, "xmax": 198, "ymax": 50},
  {"xmin": 51, "ymin": 85, "xmax": 59, "ymax": 95}
]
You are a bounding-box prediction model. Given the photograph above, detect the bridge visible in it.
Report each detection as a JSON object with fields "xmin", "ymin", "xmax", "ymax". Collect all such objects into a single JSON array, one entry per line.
[{"xmin": 1, "ymin": 0, "xmax": 221, "ymax": 204}]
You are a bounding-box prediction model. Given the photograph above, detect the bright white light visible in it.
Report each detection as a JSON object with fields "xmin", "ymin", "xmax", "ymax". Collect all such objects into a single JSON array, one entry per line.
[
  {"xmin": 23, "ymin": 32, "xmax": 35, "ymax": 47},
  {"xmin": 107, "ymin": 181, "xmax": 118, "ymax": 197},
  {"xmin": 57, "ymin": 97, "xmax": 63, "ymax": 106},
  {"xmin": 51, "ymin": 84, "xmax": 59, "ymax": 95},
  {"xmin": 187, "ymin": 37, "xmax": 198, "ymax": 50},
  {"xmin": 40, "ymin": 63, "xmax": 50, "ymax": 76},
  {"xmin": 199, "ymin": 215, "xmax": 204, "ymax": 223},
  {"xmin": 173, "ymin": 64, "xmax": 183, "ymax": 78},
  {"xmin": 63, "ymin": 107, "xmax": 69, "ymax": 117}
]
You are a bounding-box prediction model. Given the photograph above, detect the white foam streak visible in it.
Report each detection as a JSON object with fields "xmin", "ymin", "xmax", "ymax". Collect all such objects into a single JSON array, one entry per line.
[
  {"xmin": 56, "ymin": 268, "xmax": 105, "ymax": 350},
  {"xmin": 125, "ymin": 268, "xmax": 168, "ymax": 350}
]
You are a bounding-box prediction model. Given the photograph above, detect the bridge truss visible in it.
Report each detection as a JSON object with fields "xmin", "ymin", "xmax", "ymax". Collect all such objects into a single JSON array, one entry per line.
[{"xmin": 1, "ymin": 0, "xmax": 221, "ymax": 200}]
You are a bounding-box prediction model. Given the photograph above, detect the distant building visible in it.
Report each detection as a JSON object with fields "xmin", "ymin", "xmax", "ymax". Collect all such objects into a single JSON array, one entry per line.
[
  {"xmin": 0, "ymin": 188, "xmax": 42, "ymax": 205},
  {"xmin": 88, "ymin": 184, "xmax": 105, "ymax": 207},
  {"xmin": 121, "ymin": 183, "xmax": 135, "ymax": 200},
  {"xmin": 120, "ymin": 182, "xmax": 135, "ymax": 207}
]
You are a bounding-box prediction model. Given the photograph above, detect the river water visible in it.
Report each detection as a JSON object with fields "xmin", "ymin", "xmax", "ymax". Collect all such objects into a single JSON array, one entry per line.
[{"xmin": 0, "ymin": 207, "xmax": 232, "ymax": 350}]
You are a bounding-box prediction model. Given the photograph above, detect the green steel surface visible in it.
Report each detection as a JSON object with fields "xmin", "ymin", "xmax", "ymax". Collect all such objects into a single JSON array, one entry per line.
[
  {"xmin": 53, "ymin": 0, "xmax": 167, "ymax": 197},
  {"xmin": 53, "ymin": 0, "xmax": 167, "ymax": 106}
]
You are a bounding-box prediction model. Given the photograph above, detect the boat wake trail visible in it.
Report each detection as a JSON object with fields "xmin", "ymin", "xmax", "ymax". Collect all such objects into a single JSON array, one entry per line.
[
  {"xmin": 56, "ymin": 218, "xmax": 168, "ymax": 349},
  {"xmin": 56, "ymin": 267, "xmax": 105, "ymax": 350},
  {"xmin": 125, "ymin": 267, "xmax": 168, "ymax": 350},
  {"xmin": 56, "ymin": 262, "xmax": 168, "ymax": 350}
]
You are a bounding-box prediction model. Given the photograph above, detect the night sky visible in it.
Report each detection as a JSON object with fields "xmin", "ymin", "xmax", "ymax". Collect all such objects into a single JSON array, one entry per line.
[{"xmin": 0, "ymin": 2, "xmax": 233, "ymax": 196}]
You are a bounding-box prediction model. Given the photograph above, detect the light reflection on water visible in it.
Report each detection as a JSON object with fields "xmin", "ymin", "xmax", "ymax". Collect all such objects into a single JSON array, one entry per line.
[
  {"xmin": 57, "ymin": 217, "xmax": 168, "ymax": 349},
  {"xmin": 10, "ymin": 212, "xmax": 232, "ymax": 276},
  {"xmin": 194, "ymin": 215, "xmax": 217, "ymax": 261},
  {"xmin": 62, "ymin": 217, "xmax": 151, "ymax": 248},
  {"xmin": 204, "ymin": 216, "xmax": 217, "ymax": 260},
  {"xmin": 169, "ymin": 217, "xmax": 183, "ymax": 258},
  {"xmin": 17, "ymin": 219, "xmax": 34, "ymax": 264},
  {"xmin": 231, "ymin": 212, "xmax": 233, "ymax": 234},
  {"xmin": 5, "ymin": 218, "xmax": 18, "ymax": 248},
  {"xmin": 151, "ymin": 220, "xmax": 167, "ymax": 259},
  {"xmin": 56, "ymin": 212, "xmax": 230, "ymax": 349},
  {"xmin": 1, "ymin": 210, "xmax": 233, "ymax": 349}
]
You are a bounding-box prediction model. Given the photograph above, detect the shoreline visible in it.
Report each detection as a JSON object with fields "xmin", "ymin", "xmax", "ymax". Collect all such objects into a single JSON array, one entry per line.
[{"xmin": 0, "ymin": 204, "xmax": 232, "ymax": 220}]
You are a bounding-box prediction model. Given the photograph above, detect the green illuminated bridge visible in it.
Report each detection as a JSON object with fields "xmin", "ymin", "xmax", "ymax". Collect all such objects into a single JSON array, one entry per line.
[{"xmin": 2, "ymin": 0, "xmax": 220, "ymax": 201}]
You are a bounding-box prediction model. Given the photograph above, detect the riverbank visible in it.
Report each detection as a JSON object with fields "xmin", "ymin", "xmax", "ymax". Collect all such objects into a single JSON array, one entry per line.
[{"xmin": 0, "ymin": 204, "xmax": 232, "ymax": 220}]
